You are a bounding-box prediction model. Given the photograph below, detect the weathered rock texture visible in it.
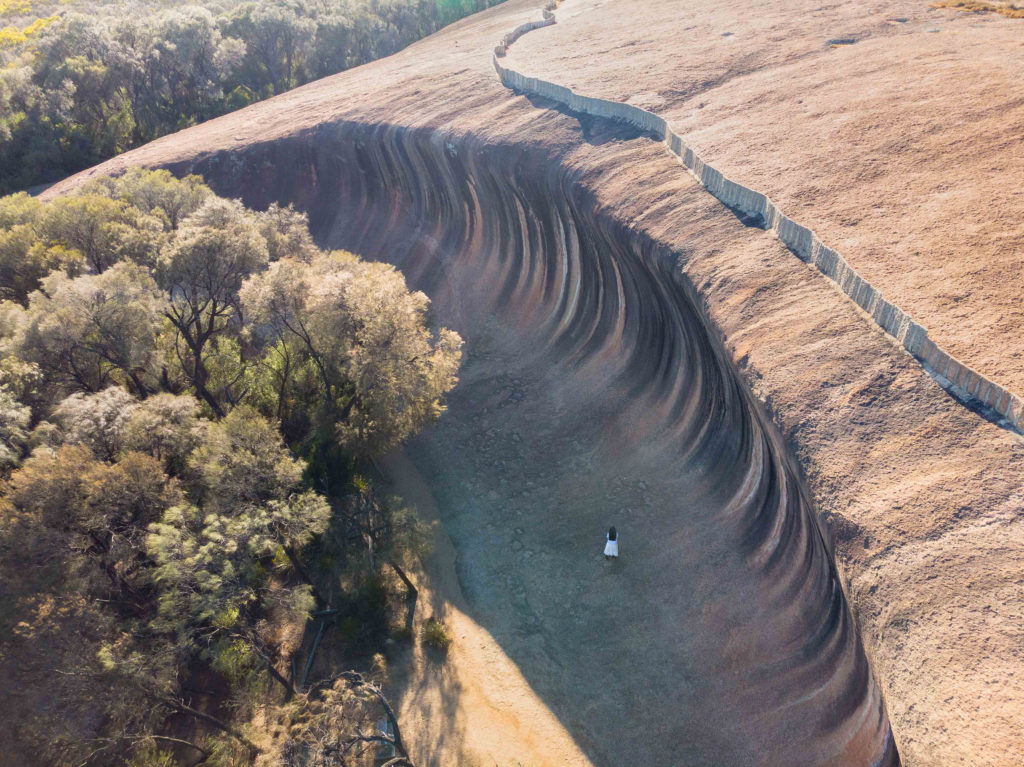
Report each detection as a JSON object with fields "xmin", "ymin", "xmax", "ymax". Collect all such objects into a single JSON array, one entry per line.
[
  {"xmin": 513, "ymin": 0, "xmax": 1024, "ymax": 404},
  {"xmin": 496, "ymin": 1, "xmax": 1023, "ymax": 431},
  {"xmin": 48, "ymin": 1, "xmax": 1024, "ymax": 765}
]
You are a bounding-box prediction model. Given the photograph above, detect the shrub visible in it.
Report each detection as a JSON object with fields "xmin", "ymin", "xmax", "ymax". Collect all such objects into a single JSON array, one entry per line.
[
  {"xmin": 126, "ymin": 746, "xmax": 176, "ymax": 767},
  {"xmin": 420, "ymin": 617, "xmax": 452, "ymax": 650}
]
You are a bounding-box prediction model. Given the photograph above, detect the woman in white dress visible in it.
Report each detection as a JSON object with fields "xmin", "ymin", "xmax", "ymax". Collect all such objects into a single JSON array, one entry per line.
[{"xmin": 604, "ymin": 526, "xmax": 619, "ymax": 559}]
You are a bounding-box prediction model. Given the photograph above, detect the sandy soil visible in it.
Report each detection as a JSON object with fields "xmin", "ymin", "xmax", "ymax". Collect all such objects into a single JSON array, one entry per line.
[
  {"xmin": 374, "ymin": 451, "xmax": 593, "ymax": 767},
  {"xmin": 44, "ymin": 1, "xmax": 1024, "ymax": 765}
]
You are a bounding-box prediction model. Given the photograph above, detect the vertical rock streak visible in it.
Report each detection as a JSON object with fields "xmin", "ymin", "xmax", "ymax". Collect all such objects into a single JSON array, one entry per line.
[{"xmin": 196, "ymin": 123, "xmax": 898, "ymax": 765}]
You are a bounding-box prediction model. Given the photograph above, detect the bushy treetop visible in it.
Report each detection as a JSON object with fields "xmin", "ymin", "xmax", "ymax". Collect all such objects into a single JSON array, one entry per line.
[
  {"xmin": 0, "ymin": 0, "xmax": 507, "ymax": 192},
  {"xmin": 0, "ymin": 169, "xmax": 460, "ymax": 766}
]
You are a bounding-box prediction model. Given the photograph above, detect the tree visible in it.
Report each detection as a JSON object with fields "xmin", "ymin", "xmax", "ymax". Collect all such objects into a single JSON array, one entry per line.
[
  {"xmin": 6, "ymin": 444, "xmax": 175, "ymax": 600},
  {"xmin": 52, "ymin": 387, "xmax": 139, "ymax": 461},
  {"xmin": 92, "ymin": 168, "xmax": 212, "ymax": 230},
  {"xmin": 310, "ymin": 13, "xmax": 354, "ymax": 78},
  {"xmin": 0, "ymin": 499, "xmax": 132, "ymax": 767},
  {"xmin": 158, "ymin": 198, "xmax": 268, "ymax": 415},
  {"xmin": 269, "ymin": 672, "xmax": 415, "ymax": 767},
  {"xmin": 142, "ymin": 8, "xmax": 242, "ymax": 134},
  {"xmin": 0, "ymin": 190, "xmax": 41, "ymax": 230},
  {"xmin": 42, "ymin": 54, "xmax": 132, "ymax": 157},
  {"xmin": 188, "ymin": 404, "xmax": 303, "ymax": 509},
  {"xmin": 0, "ymin": 64, "xmax": 32, "ymax": 144},
  {"xmin": 0, "ymin": 170, "xmax": 464, "ymax": 763},
  {"xmin": 148, "ymin": 407, "xmax": 330, "ymax": 697},
  {"xmin": 344, "ymin": 477, "xmax": 425, "ymax": 598},
  {"xmin": 220, "ymin": 3, "xmax": 315, "ymax": 95},
  {"xmin": 0, "ymin": 191, "xmax": 74, "ymax": 302},
  {"xmin": 0, "ymin": 383, "xmax": 29, "ymax": 472},
  {"xmin": 14, "ymin": 262, "xmax": 165, "ymax": 399},
  {"xmin": 30, "ymin": 14, "xmax": 133, "ymax": 170},
  {"xmin": 39, "ymin": 194, "xmax": 145, "ymax": 274},
  {"xmin": 259, "ymin": 202, "xmax": 319, "ymax": 262},
  {"xmin": 0, "ymin": 441, "xmax": 178, "ymax": 764},
  {"xmin": 122, "ymin": 392, "xmax": 202, "ymax": 475},
  {"xmin": 0, "ymin": 354, "xmax": 44, "ymax": 415},
  {"xmin": 0, "ymin": 406, "xmax": 323, "ymax": 763},
  {"xmin": 241, "ymin": 252, "xmax": 462, "ymax": 456},
  {"xmin": 1, "ymin": 0, "xmax": 507, "ymax": 194}
]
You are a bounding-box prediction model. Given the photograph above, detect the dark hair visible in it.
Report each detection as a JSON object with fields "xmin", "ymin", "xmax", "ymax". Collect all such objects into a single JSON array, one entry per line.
[{"xmin": 608, "ymin": 526, "xmax": 617, "ymax": 541}]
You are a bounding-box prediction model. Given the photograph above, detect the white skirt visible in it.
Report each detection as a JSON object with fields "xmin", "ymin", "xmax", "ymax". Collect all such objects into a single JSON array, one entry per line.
[{"xmin": 604, "ymin": 539, "xmax": 619, "ymax": 557}]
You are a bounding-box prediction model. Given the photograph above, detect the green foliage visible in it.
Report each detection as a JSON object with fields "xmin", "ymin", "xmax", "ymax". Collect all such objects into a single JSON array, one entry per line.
[
  {"xmin": 51, "ymin": 386, "xmax": 138, "ymax": 459},
  {"xmin": 0, "ymin": 190, "xmax": 39, "ymax": 228},
  {"xmin": 0, "ymin": 0, "xmax": 508, "ymax": 192},
  {"xmin": 209, "ymin": 637, "xmax": 258, "ymax": 686},
  {"xmin": 126, "ymin": 746, "xmax": 177, "ymax": 767},
  {"xmin": 39, "ymin": 193, "xmax": 160, "ymax": 272},
  {"xmin": 389, "ymin": 623, "xmax": 414, "ymax": 642},
  {"xmin": 147, "ymin": 406, "xmax": 328, "ymax": 663},
  {"xmin": 10, "ymin": 262, "xmax": 164, "ymax": 400},
  {"xmin": 84, "ymin": 167, "xmax": 212, "ymax": 229},
  {"xmin": 158, "ymin": 197, "xmax": 269, "ymax": 415},
  {"xmin": 0, "ymin": 170, "xmax": 459, "ymax": 764},
  {"xmin": 0, "ymin": 354, "xmax": 43, "ymax": 417},
  {"xmin": 420, "ymin": 616, "xmax": 452, "ymax": 650},
  {"xmin": 188, "ymin": 405, "xmax": 303, "ymax": 508},
  {"xmin": 122, "ymin": 392, "xmax": 202, "ymax": 474},
  {"xmin": 240, "ymin": 251, "xmax": 462, "ymax": 456},
  {"xmin": 0, "ymin": 192, "xmax": 60, "ymax": 302},
  {"xmin": 266, "ymin": 675, "xmax": 398, "ymax": 767},
  {"xmin": 0, "ymin": 383, "xmax": 28, "ymax": 470}
]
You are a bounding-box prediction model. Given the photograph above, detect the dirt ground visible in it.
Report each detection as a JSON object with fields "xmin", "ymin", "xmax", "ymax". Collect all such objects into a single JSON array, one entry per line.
[
  {"xmin": 378, "ymin": 451, "xmax": 592, "ymax": 767},
  {"xmin": 45, "ymin": 0, "xmax": 1024, "ymax": 765}
]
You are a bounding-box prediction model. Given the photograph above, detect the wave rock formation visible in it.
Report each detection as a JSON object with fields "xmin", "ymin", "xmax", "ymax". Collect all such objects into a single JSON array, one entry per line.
[
  {"xmin": 53, "ymin": 1, "xmax": 1024, "ymax": 764},
  {"xmin": 171, "ymin": 124, "xmax": 897, "ymax": 766}
]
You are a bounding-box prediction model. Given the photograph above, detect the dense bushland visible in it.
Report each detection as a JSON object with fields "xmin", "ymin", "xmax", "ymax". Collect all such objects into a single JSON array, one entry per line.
[
  {"xmin": 0, "ymin": 0, "xmax": 504, "ymax": 192},
  {"xmin": 0, "ymin": 169, "xmax": 462, "ymax": 766}
]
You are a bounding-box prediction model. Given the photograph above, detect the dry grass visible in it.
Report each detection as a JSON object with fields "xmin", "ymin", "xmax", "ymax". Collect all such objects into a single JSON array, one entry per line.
[
  {"xmin": 420, "ymin": 617, "xmax": 453, "ymax": 650},
  {"xmin": 932, "ymin": 1, "xmax": 1024, "ymax": 18}
]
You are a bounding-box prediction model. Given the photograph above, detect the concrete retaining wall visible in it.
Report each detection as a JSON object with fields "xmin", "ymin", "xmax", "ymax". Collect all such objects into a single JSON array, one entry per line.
[{"xmin": 491, "ymin": 3, "xmax": 1023, "ymax": 430}]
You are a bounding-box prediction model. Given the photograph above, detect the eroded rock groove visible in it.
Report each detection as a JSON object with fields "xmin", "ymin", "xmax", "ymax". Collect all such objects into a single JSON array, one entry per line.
[{"xmin": 188, "ymin": 123, "xmax": 900, "ymax": 766}]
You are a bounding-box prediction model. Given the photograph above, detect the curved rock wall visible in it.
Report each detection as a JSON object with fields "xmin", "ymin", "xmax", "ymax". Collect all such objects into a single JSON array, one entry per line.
[
  {"xmin": 492, "ymin": 3, "xmax": 1024, "ymax": 432},
  {"xmin": 188, "ymin": 123, "xmax": 899, "ymax": 766}
]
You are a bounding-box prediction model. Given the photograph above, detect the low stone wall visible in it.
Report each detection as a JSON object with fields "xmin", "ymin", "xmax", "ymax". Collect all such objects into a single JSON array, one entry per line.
[{"xmin": 492, "ymin": 4, "xmax": 1024, "ymax": 430}]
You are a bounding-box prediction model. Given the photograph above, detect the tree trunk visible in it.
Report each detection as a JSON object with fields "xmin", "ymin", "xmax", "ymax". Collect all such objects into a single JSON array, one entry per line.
[
  {"xmin": 340, "ymin": 673, "xmax": 410, "ymax": 761},
  {"xmin": 372, "ymin": 685, "xmax": 409, "ymax": 760},
  {"xmin": 127, "ymin": 369, "xmax": 150, "ymax": 399},
  {"xmin": 385, "ymin": 557, "xmax": 417, "ymax": 598},
  {"xmin": 300, "ymin": 619, "xmax": 329, "ymax": 692},
  {"xmin": 167, "ymin": 312, "xmax": 225, "ymax": 418},
  {"xmin": 242, "ymin": 632, "xmax": 296, "ymax": 700},
  {"xmin": 191, "ymin": 367, "xmax": 226, "ymax": 418},
  {"xmin": 265, "ymin": 658, "xmax": 295, "ymax": 701}
]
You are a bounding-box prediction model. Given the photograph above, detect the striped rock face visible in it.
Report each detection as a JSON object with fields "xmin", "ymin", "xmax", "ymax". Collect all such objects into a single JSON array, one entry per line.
[{"xmin": 169, "ymin": 125, "xmax": 898, "ymax": 767}]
